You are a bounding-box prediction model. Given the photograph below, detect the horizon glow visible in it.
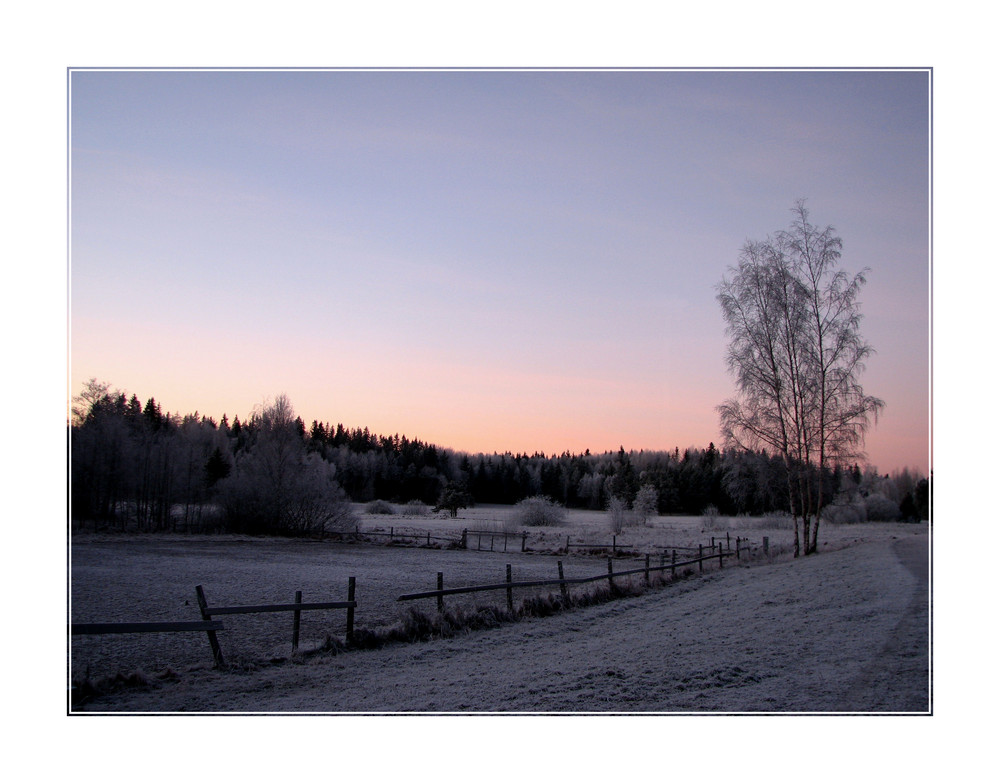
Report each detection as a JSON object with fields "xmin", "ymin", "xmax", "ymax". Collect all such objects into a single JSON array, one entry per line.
[{"xmin": 70, "ymin": 69, "xmax": 930, "ymax": 474}]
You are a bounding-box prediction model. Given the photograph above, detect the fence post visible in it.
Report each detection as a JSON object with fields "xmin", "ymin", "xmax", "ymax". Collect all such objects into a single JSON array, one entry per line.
[
  {"xmin": 727, "ymin": 531, "xmax": 731, "ymax": 550},
  {"xmin": 346, "ymin": 576, "xmax": 356, "ymax": 644},
  {"xmin": 291, "ymin": 590, "xmax": 303, "ymax": 653},
  {"xmin": 477, "ymin": 532, "xmax": 482, "ymax": 550},
  {"xmin": 645, "ymin": 553, "xmax": 650, "ymax": 586},
  {"xmin": 461, "ymin": 530, "xmax": 467, "ymax": 549},
  {"xmin": 718, "ymin": 542, "xmax": 724, "ymax": 568},
  {"xmin": 490, "ymin": 534, "xmax": 495, "ymax": 552},
  {"xmin": 763, "ymin": 536, "xmax": 769, "ymax": 554},
  {"xmin": 612, "ymin": 535, "xmax": 617, "ymax": 555},
  {"xmin": 699, "ymin": 544, "xmax": 704, "ymax": 573},
  {"xmin": 736, "ymin": 537, "xmax": 741, "ymax": 560},
  {"xmin": 607, "ymin": 557, "xmax": 615, "ymax": 592},
  {"xmin": 565, "ymin": 534, "xmax": 570, "ymax": 553},
  {"xmin": 557, "ymin": 560, "xmax": 569, "ymax": 601},
  {"xmin": 427, "ymin": 531, "xmax": 431, "ymax": 546},
  {"xmin": 671, "ymin": 549, "xmax": 677, "ymax": 577},
  {"xmin": 522, "ymin": 532, "xmax": 527, "ymax": 552},
  {"xmin": 437, "ymin": 572, "xmax": 444, "ymax": 613},
  {"xmin": 506, "ymin": 564, "xmax": 513, "ymax": 612},
  {"xmin": 390, "ymin": 526, "xmax": 394, "ymax": 541},
  {"xmin": 195, "ymin": 585, "xmax": 225, "ymax": 669},
  {"xmin": 711, "ymin": 536, "xmax": 715, "ymax": 549},
  {"xmin": 504, "ymin": 532, "xmax": 508, "ymax": 552}
]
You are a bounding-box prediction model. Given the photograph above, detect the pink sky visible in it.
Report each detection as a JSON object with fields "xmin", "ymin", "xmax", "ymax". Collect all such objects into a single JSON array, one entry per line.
[{"xmin": 70, "ymin": 70, "xmax": 930, "ymax": 474}]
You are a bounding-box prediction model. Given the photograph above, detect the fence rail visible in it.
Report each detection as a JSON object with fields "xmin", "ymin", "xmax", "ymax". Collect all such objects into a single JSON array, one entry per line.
[
  {"xmin": 203, "ymin": 601, "xmax": 355, "ymax": 615},
  {"xmin": 353, "ymin": 523, "xmax": 763, "ymax": 558},
  {"xmin": 71, "ymin": 621, "xmax": 224, "ymax": 635},
  {"xmin": 398, "ymin": 545, "xmax": 737, "ymax": 612},
  {"xmin": 196, "ymin": 581, "xmax": 356, "ymax": 666},
  {"xmin": 359, "ymin": 527, "xmax": 459, "ymax": 546},
  {"xmin": 71, "ymin": 583, "xmax": 357, "ymax": 673}
]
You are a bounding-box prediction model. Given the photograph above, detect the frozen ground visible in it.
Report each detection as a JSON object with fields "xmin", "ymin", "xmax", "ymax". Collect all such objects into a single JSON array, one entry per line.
[
  {"xmin": 70, "ymin": 535, "xmax": 599, "ymax": 679},
  {"xmin": 72, "ymin": 520, "xmax": 929, "ymax": 713}
]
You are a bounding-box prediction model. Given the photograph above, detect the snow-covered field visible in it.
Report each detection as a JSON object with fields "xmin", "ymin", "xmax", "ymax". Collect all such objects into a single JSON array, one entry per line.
[{"xmin": 70, "ymin": 508, "xmax": 929, "ymax": 713}]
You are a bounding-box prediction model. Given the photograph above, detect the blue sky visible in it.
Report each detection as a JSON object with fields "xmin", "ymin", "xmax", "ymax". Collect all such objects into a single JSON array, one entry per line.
[{"xmin": 70, "ymin": 69, "xmax": 930, "ymax": 472}]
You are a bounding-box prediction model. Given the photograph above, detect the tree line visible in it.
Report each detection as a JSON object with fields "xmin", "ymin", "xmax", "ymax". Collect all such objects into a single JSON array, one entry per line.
[{"xmin": 70, "ymin": 379, "xmax": 928, "ymax": 535}]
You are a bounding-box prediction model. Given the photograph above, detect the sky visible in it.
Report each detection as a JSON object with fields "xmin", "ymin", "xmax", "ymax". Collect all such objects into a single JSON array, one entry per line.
[{"xmin": 69, "ymin": 69, "xmax": 930, "ymax": 474}]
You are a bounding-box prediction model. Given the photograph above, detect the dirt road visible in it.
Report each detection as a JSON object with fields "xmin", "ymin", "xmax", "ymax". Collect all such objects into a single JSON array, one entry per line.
[
  {"xmin": 84, "ymin": 530, "xmax": 929, "ymax": 713},
  {"xmin": 840, "ymin": 534, "xmax": 930, "ymax": 711}
]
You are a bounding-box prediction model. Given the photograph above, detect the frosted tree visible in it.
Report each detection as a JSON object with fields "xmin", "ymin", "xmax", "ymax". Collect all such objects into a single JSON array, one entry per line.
[
  {"xmin": 218, "ymin": 394, "xmax": 354, "ymax": 534},
  {"xmin": 717, "ymin": 201, "xmax": 883, "ymax": 555},
  {"xmin": 633, "ymin": 484, "xmax": 659, "ymax": 526}
]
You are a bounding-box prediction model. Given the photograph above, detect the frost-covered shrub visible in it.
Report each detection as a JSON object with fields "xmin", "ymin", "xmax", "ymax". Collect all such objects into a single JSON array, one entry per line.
[
  {"xmin": 822, "ymin": 501, "xmax": 866, "ymax": 525},
  {"xmin": 702, "ymin": 504, "xmax": 722, "ymax": 530},
  {"xmin": 218, "ymin": 450, "xmax": 355, "ymax": 535},
  {"xmin": 404, "ymin": 499, "xmax": 430, "ymax": 516},
  {"xmin": 864, "ymin": 492, "xmax": 901, "ymax": 521},
  {"xmin": 607, "ymin": 496, "xmax": 631, "ymax": 534},
  {"xmin": 633, "ymin": 485, "xmax": 659, "ymax": 526},
  {"xmin": 758, "ymin": 511, "xmax": 794, "ymax": 530},
  {"xmin": 511, "ymin": 496, "xmax": 567, "ymax": 527},
  {"xmin": 365, "ymin": 499, "xmax": 395, "ymax": 515}
]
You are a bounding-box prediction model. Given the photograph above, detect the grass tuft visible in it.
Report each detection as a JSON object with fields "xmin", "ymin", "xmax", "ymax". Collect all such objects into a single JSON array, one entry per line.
[{"xmin": 71, "ymin": 667, "xmax": 177, "ymax": 707}]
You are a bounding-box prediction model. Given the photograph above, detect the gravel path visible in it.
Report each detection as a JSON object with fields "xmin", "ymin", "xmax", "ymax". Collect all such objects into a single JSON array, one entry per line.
[{"xmin": 79, "ymin": 531, "xmax": 929, "ymax": 713}]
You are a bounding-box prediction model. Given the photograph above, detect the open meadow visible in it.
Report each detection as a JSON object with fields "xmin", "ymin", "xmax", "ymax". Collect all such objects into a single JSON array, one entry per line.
[{"xmin": 70, "ymin": 505, "xmax": 929, "ymax": 712}]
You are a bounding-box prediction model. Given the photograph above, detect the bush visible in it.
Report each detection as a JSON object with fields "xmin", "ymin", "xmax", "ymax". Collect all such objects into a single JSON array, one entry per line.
[
  {"xmin": 633, "ymin": 485, "xmax": 659, "ymax": 526},
  {"xmin": 822, "ymin": 501, "xmax": 866, "ymax": 525},
  {"xmin": 760, "ymin": 511, "xmax": 794, "ymax": 530},
  {"xmin": 702, "ymin": 504, "xmax": 722, "ymax": 530},
  {"xmin": 404, "ymin": 499, "xmax": 430, "ymax": 516},
  {"xmin": 607, "ymin": 496, "xmax": 631, "ymax": 533},
  {"xmin": 365, "ymin": 499, "xmax": 395, "ymax": 515},
  {"xmin": 511, "ymin": 496, "xmax": 567, "ymax": 527},
  {"xmin": 217, "ymin": 451, "xmax": 355, "ymax": 535},
  {"xmin": 864, "ymin": 492, "xmax": 901, "ymax": 522}
]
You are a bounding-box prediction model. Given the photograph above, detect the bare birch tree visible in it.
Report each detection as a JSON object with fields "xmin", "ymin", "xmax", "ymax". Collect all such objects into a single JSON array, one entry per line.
[{"xmin": 717, "ymin": 201, "xmax": 883, "ymax": 555}]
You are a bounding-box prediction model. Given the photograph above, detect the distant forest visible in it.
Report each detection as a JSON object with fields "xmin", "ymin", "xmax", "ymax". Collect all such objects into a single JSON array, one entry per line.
[{"xmin": 69, "ymin": 380, "xmax": 929, "ymax": 533}]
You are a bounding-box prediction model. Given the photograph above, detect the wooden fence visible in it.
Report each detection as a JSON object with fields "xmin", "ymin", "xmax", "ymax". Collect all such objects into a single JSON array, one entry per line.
[
  {"xmin": 71, "ymin": 621, "xmax": 224, "ymax": 635},
  {"xmin": 71, "ymin": 620, "xmax": 228, "ymax": 674},
  {"xmin": 72, "ymin": 581, "xmax": 356, "ymax": 670},
  {"xmin": 356, "ymin": 523, "xmax": 760, "ymax": 558},
  {"xmin": 462, "ymin": 529, "xmax": 528, "ymax": 552},
  {"xmin": 357, "ymin": 526, "xmax": 528, "ymax": 552},
  {"xmin": 73, "ymin": 535, "xmax": 765, "ymax": 674},
  {"xmin": 359, "ymin": 527, "xmax": 459, "ymax": 547},
  {"xmin": 398, "ymin": 544, "xmax": 740, "ymax": 613},
  {"xmin": 195, "ymin": 582, "xmax": 357, "ymax": 667}
]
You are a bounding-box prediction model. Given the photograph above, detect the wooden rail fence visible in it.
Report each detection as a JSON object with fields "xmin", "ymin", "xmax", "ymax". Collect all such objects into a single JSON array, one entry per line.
[
  {"xmin": 360, "ymin": 527, "xmax": 459, "ymax": 547},
  {"xmin": 73, "ymin": 534, "xmax": 764, "ymax": 674},
  {"xmin": 71, "ymin": 621, "xmax": 224, "ymax": 635},
  {"xmin": 355, "ymin": 524, "xmax": 762, "ymax": 559},
  {"xmin": 462, "ymin": 529, "xmax": 528, "ymax": 552},
  {"xmin": 71, "ymin": 619, "xmax": 228, "ymax": 673},
  {"xmin": 398, "ymin": 545, "xmax": 739, "ymax": 612},
  {"xmin": 196, "ymin": 581, "xmax": 357, "ymax": 666},
  {"xmin": 72, "ymin": 582, "xmax": 356, "ymax": 670}
]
